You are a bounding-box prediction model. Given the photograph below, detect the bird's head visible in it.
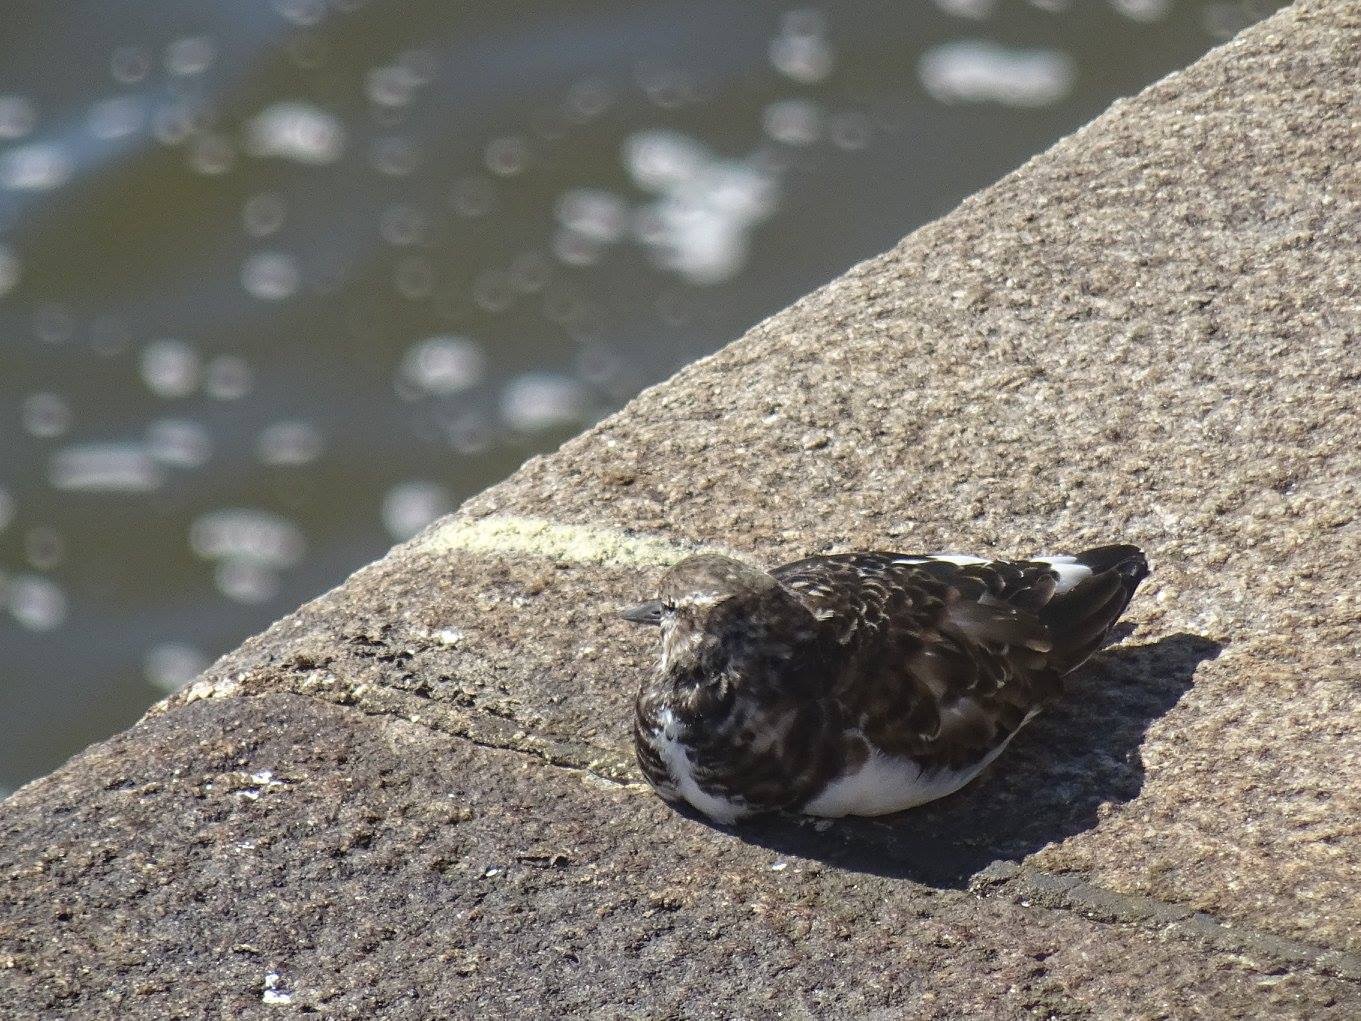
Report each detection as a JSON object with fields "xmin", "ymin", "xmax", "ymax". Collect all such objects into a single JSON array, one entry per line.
[{"xmin": 620, "ymin": 554, "xmax": 812, "ymax": 679}]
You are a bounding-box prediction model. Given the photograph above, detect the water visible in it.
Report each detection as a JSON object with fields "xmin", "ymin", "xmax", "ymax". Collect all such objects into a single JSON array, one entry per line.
[{"xmin": 0, "ymin": 0, "xmax": 1283, "ymax": 793}]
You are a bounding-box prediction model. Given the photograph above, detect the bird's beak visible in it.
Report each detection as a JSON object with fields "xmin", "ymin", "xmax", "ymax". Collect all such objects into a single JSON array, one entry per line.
[{"xmin": 619, "ymin": 600, "xmax": 665, "ymax": 626}]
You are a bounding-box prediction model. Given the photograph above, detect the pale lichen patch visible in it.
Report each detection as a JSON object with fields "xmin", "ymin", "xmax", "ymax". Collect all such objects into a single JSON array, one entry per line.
[{"xmin": 419, "ymin": 514, "xmax": 739, "ymax": 568}]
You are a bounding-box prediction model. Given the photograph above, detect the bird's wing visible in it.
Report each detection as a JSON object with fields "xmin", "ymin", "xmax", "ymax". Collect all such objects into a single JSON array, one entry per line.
[{"xmin": 772, "ymin": 552, "xmax": 1069, "ymax": 768}]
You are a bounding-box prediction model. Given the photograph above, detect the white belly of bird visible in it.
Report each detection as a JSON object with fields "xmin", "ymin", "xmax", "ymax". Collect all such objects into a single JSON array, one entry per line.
[
  {"xmin": 800, "ymin": 748, "xmax": 989, "ymax": 817},
  {"xmin": 653, "ymin": 709, "xmax": 750, "ymax": 824},
  {"xmin": 801, "ymin": 712, "xmax": 1040, "ymax": 818},
  {"xmin": 654, "ymin": 707, "xmax": 1040, "ymax": 823}
]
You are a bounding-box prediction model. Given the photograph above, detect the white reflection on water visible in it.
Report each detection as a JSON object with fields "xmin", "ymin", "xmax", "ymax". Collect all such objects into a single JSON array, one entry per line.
[
  {"xmin": 500, "ymin": 372, "xmax": 590, "ymax": 433},
  {"xmin": 139, "ymin": 339, "xmax": 200, "ymax": 399},
  {"xmin": 565, "ymin": 78, "xmax": 614, "ymax": 122},
  {"xmin": 0, "ymin": 95, "xmax": 37, "ymax": 139},
  {"xmin": 257, "ymin": 421, "xmax": 324, "ymax": 466},
  {"xmin": 552, "ymin": 228, "xmax": 606, "ymax": 267},
  {"xmin": 146, "ymin": 419, "xmax": 212, "ymax": 469},
  {"xmin": 273, "ymin": 0, "xmax": 328, "ymax": 28},
  {"xmin": 203, "ymin": 355, "xmax": 254, "ymax": 401},
  {"xmin": 145, "ymin": 641, "xmax": 210, "ymax": 693},
  {"xmin": 366, "ymin": 64, "xmax": 423, "ymax": 108},
  {"xmin": 445, "ymin": 410, "xmax": 494, "ymax": 456},
  {"xmin": 555, "ymin": 189, "xmax": 629, "ymax": 244},
  {"xmin": 20, "ymin": 392, "xmax": 72, "ymax": 439},
  {"xmin": 241, "ymin": 251, "xmax": 301, "ymax": 300},
  {"xmin": 191, "ymin": 509, "xmax": 306, "ymax": 604},
  {"xmin": 244, "ymin": 101, "xmax": 345, "ymax": 165},
  {"xmin": 381, "ymin": 480, "xmax": 451, "ymax": 541},
  {"xmin": 7, "ymin": 574, "xmax": 68, "ymax": 632},
  {"xmin": 623, "ymin": 130, "xmax": 706, "ymax": 192},
  {"xmin": 919, "ymin": 40, "xmax": 1075, "ymax": 107},
  {"xmin": 371, "ymin": 135, "xmax": 421, "ymax": 176},
  {"xmin": 88, "ymin": 95, "xmax": 147, "ymax": 141},
  {"xmin": 555, "ymin": 188, "xmax": 625, "ymax": 265},
  {"xmin": 214, "ymin": 560, "xmax": 280, "ymax": 604},
  {"xmin": 50, "ymin": 443, "xmax": 164, "ymax": 493},
  {"xmin": 933, "ymin": 0, "xmax": 998, "ymax": 20},
  {"xmin": 484, "ymin": 135, "xmax": 530, "ymax": 177},
  {"xmin": 0, "ymin": 142, "xmax": 73, "ymax": 191},
  {"xmin": 190, "ymin": 509, "xmax": 306, "ymax": 568},
  {"xmin": 398, "ymin": 335, "xmax": 486, "ymax": 397},
  {"xmin": 165, "ymin": 35, "xmax": 216, "ymax": 77},
  {"xmin": 762, "ymin": 98, "xmax": 823, "ymax": 147},
  {"xmin": 188, "ymin": 134, "xmax": 236, "ymax": 176},
  {"xmin": 625, "ymin": 130, "xmax": 780, "ymax": 284},
  {"xmin": 151, "ymin": 103, "xmax": 202, "ymax": 147},
  {"xmin": 769, "ymin": 9, "xmax": 834, "ymax": 84},
  {"xmin": 1111, "ymin": 0, "xmax": 1170, "ymax": 21}
]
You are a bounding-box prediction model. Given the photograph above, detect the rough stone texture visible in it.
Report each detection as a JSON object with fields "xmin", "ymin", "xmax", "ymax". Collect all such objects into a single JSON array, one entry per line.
[
  {"xmin": 4, "ymin": 0, "xmax": 1361, "ymax": 1015},
  {"xmin": 2, "ymin": 695, "xmax": 1357, "ymax": 1019}
]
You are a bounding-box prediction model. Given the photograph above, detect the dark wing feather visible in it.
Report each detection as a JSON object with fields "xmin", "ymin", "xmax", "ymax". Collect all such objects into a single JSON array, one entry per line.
[
  {"xmin": 1037, "ymin": 547, "xmax": 1149, "ymax": 672},
  {"xmin": 773, "ymin": 550, "xmax": 1143, "ymax": 771}
]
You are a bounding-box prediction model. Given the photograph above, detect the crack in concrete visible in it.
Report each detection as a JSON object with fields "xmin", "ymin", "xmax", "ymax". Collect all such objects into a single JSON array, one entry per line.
[
  {"xmin": 170, "ymin": 663, "xmax": 637, "ymax": 781},
  {"xmin": 971, "ymin": 862, "xmax": 1361, "ymax": 984}
]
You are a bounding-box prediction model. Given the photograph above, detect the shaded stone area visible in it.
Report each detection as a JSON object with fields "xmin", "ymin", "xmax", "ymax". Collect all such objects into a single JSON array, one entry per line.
[
  {"xmin": 4, "ymin": 0, "xmax": 1361, "ymax": 1014},
  {"xmin": 2, "ymin": 696, "xmax": 1356, "ymax": 1018}
]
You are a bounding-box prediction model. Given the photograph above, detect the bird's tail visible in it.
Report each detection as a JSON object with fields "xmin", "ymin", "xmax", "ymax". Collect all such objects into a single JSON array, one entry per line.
[{"xmin": 1039, "ymin": 544, "xmax": 1149, "ymax": 674}]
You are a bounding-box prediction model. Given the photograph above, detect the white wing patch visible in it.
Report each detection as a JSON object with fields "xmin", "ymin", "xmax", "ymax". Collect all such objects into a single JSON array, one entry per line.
[
  {"xmin": 1032, "ymin": 555, "xmax": 1091, "ymax": 594},
  {"xmin": 922, "ymin": 553, "xmax": 989, "ymax": 566},
  {"xmin": 653, "ymin": 710, "xmax": 750, "ymax": 824},
  {"xmin": 899, "ymin": 552, "xmax": 1093, "ymax": 596},
  {"xmin": 801, "ymin": 712, "xmax": 1040, "ymax": 818}
]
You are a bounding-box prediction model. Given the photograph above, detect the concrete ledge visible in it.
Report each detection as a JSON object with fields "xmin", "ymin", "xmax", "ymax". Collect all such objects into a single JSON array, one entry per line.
[
  {"xmin": 10, "ymin": 694, "xmax": 1359, "ymax": 1017},
  {"xmin": 4, "ymin": 0, "xmax": 1361, "ymax": 1015}
]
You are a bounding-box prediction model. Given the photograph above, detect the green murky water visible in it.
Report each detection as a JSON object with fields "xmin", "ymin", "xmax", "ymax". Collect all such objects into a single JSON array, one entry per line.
[{"xmin": 0, "ymin": 0, "xmax": 1282, "ymax": 791}]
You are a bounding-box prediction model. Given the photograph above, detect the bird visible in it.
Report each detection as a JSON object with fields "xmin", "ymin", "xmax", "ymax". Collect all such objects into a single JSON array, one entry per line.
[{"xmin": 623, "ymin": 544, "xmax": 1149, "ymax": 824}]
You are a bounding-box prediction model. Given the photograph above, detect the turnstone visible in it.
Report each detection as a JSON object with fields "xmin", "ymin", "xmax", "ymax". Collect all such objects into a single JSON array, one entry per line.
[{"xmin": 625, "ymin": 545, "xmax": 1148, "ymax": 824}]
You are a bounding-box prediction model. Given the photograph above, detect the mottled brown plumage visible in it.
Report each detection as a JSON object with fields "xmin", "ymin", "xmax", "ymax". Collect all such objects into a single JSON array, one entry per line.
[{"xmin": 626, "ymin": 545, "xmax": 1148, "ymax": 823}]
